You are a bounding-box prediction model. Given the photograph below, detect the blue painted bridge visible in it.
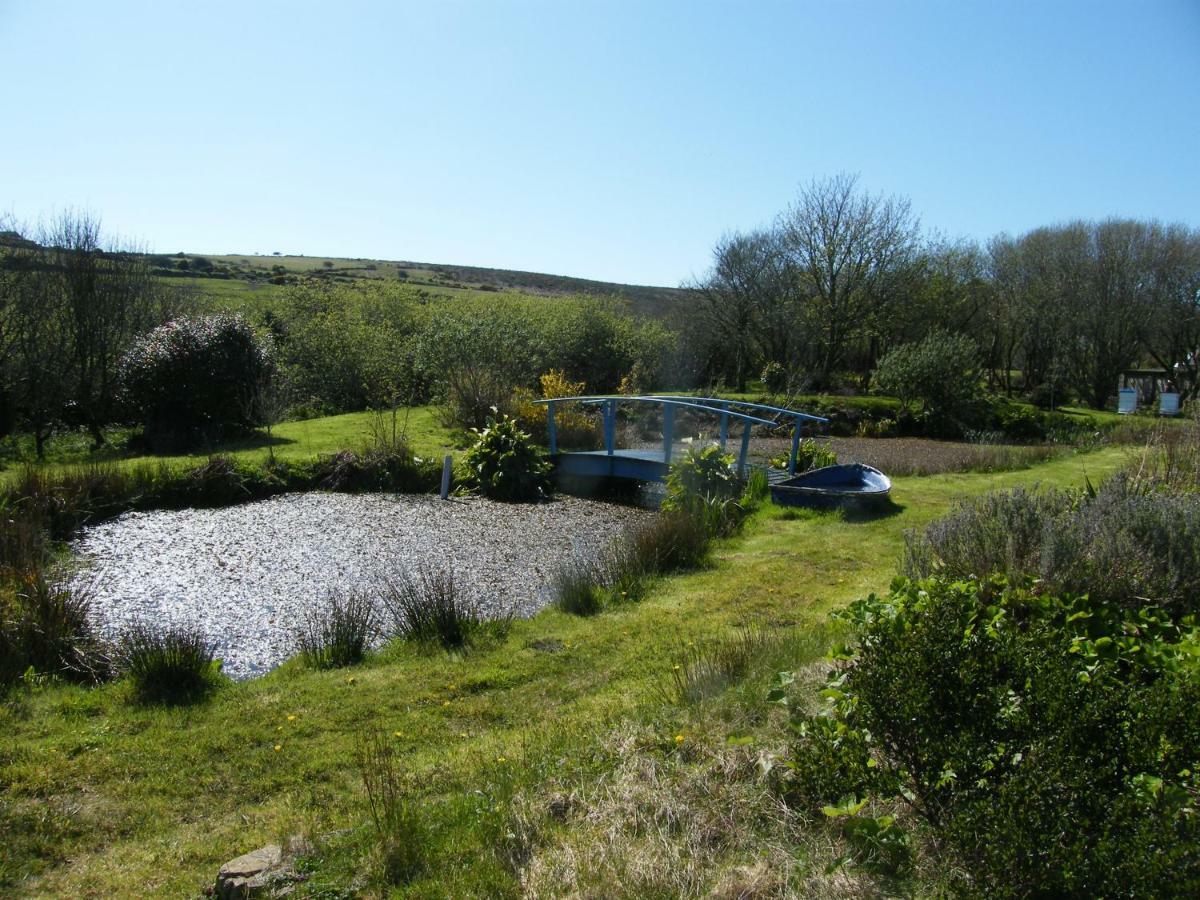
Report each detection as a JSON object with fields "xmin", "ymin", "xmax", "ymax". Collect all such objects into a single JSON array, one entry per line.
[{"xmin": 534, "ymin": 395, "xmax": 829, "ymax": 484}]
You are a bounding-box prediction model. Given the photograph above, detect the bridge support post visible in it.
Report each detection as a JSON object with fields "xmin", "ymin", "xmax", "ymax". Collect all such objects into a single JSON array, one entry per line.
[
  {"xmin": 662, "ymin": 403, "xmax": 674, "ymax": 464},
  {"xmin": 604, "ymin": 400, "xmax": 616, "ymax": 456},
  {"xmin": 738, "ymin": 422, "xmax": 751, "ymax": 477},
  {"xmin": 547, "ymin": 401, "xmax": 558, "ymax": 455},
  {"xmin": 789, "ymin": 416, "xmax": 801, "ymax": 475}
]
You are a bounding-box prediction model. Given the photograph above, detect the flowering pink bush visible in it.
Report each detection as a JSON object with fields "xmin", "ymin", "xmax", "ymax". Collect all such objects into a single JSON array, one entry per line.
[{"xmin": 118, "ymin": 314, "xmax": 274, "ymax": 449}]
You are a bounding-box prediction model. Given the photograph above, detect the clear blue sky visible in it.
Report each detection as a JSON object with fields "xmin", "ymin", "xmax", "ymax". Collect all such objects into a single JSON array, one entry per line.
[{"xmin": 2, "ymin": 1, "xmax": 1198, "ymax": 286}]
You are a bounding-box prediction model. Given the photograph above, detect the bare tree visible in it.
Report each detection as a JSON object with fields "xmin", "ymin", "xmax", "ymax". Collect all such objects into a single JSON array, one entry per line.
[
  {"xmin": 1142, "ymin": 224, "xmax": 1200, "ymax": 400},
  {"xmin": 691, "ymin": 230, "xmax": 788, "ymax": 391},
  {"xmin": 778, "ymin": 173, "xmax": 921, "ymax": 383},
  {"xmin": 40, "ymin": 211, "xmax": 174, "ymax": 447}
]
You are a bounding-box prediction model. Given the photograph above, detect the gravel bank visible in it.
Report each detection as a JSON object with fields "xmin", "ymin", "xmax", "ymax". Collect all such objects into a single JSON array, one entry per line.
[{"xmin": 69, "ymin": 493, "xmax": 650, "ymax": 680}]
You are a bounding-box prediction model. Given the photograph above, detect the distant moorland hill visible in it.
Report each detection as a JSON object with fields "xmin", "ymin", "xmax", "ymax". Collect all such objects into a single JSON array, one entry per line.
[{"xmin": 151, "ymin": 250, "xmax": 691, "ymax": 318}]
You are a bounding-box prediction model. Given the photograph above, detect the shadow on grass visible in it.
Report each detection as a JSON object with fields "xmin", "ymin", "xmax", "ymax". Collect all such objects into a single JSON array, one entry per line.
[{"xmin": 842, "ymin": 498, "xmax": 906, "ymax": 523}]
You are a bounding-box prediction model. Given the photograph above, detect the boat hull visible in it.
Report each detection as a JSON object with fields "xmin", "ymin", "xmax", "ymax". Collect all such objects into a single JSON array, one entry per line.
[{"xmin": 770, "ymin": 463, "xmax": 892, "ymax": 510}]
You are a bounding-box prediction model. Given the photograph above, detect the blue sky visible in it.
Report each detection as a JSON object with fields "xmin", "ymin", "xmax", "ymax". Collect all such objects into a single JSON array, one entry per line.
[{"xmin": 2, "ymin": 0, "xmax": 1197, "ymax": 285}]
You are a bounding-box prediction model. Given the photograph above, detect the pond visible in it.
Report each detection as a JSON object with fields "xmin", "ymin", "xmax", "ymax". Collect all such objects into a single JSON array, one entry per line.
[{"xmin": 69, "ymin": 493, "xmax": 650, "ymax": 680}]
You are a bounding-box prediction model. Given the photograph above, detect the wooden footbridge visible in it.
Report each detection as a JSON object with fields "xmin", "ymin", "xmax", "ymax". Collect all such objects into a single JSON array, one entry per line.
[{"xmin": 534, "ymin": 395, "xmax": 829, "ymax": 484}]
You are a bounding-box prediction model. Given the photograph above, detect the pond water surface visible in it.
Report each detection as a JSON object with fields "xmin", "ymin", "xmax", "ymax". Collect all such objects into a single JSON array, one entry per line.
[{"xmin": 69, "ymin": 493, "xmax": 648, "ymax": 679}]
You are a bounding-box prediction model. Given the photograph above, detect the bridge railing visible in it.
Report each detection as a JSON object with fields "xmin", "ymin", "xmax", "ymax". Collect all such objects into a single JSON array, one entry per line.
[{"xmin": 532, "ymin": 395, "xmax": 828, "ymax": 476}]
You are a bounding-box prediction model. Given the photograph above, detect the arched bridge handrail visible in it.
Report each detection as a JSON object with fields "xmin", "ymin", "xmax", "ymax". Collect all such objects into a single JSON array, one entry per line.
[
  {"xmin": 532, "ymin": 394, "xmax": 817, "ymax": 476},
  {"xmin": 648, "ymin": 395, "xmax": 829, "ymax": 424},
  {"xmin": 532, "ymin": 395, "xmax": 775, "ymax": 427}
]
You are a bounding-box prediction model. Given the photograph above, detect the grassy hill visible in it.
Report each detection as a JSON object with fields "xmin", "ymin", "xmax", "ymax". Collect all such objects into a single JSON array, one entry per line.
[{"xmin": 151, "ymin": 251, "xmax": 691, "ymax": 318}]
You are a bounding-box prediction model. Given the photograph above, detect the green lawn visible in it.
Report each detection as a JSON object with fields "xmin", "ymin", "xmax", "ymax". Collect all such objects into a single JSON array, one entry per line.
[
  {"xmin": 0, "ymin": 445, "xmax": 1131, "ymax": 897},
  {"xmin": 0, "ymin": 407, "xmax": 462, "ymax": 484}
]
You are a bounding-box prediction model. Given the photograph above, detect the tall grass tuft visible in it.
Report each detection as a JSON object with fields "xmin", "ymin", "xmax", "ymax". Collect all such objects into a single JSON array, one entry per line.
[
  {"xmin": 0, "ymin": 573, "xmax": 108, "ymax": 690},
  {"xmin": 669, "ymin": 622, "xmax": 796, "ymax": 704},
  {"xmin": 116, "ymin": 621, "xmax": 220, "ymax": 703},
  {"xmin": 357, "ymin": 729, "xmax": 425, "ymax": 886},
  {"xmin": 379, "ymin": 567, "xmax": 503, "ymax": 649},
  {"xmin": 629, "ymin": 508, "xmax": 712, "ymax": 573},
  {"xmin": 294, "ymin": 591, "xmax": 378, "ymax": 669},
  {"xmin": 551, "ymin": 556, "xmax": 606, "ymax": 616}
]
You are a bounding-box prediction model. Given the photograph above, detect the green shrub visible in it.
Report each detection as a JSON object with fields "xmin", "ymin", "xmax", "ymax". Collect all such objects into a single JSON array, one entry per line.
[
  {"xmin": 989, "ymin": 401, "xmax": 1046, "ymax": 441},
  {"xmin": 786, "ymin": 576, "xmax": 1200, "ymax": 897},
  {"xmin": 462, "ymin": 413, "xmax": 552, "ymax": 502},
  {"xmin": 905, "ymin": 476, "xmax": 1200, "ymax": 615},
  {"xmin": 771, "ymin": 439, "xmax": 837, "ymax": 473},
  {"xmin": 118, "ymin": 313, "xmax": 275, "ymax": 450},
  {"xmin": 663, "ymin": 445, "xmax": 741, "ymax": 510},
  {"xmin": 116, "ymin": 621, "xmax": 221, "ymax": 703},
  {"xmin": 873, "ymin": 331, "xmax": 984, "ymax": 436},
  {"xmin": 294, "ymin": 592, "xmax": 378, "ymax": 669}
]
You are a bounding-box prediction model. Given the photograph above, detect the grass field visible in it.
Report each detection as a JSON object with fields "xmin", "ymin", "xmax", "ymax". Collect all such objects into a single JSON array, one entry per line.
[
  {"xmin": 0, "ymin": 445, "xmax": 1130, "ymax": 897},
  {"xmin": 0, "ymin": 407, "xmax": 462, "ymax": 483}
]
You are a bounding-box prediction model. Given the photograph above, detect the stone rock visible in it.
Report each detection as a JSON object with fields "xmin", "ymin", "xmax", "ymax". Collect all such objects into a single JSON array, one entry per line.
[{"xmin": 215, "ymin": 844, "xmax": 286, "ymax": 899}]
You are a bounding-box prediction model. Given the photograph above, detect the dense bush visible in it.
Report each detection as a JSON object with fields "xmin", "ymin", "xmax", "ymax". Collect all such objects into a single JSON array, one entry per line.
[
  {"xmin": 784, "ymin": 575, "xmax": 1200, "ymax": 897},
  {"xmin": 905, "ymin": 475, "xmax": 1200, "ymax": 614},
  {"xmin": 512, "ymin": 370, "xmax": 601, "ymax": 450},
  {"xmin": 119, "ymin": 313, "xmax": 275, "ymax": 450},
  {"xmin": 276, "ymin": 282, "xmax": 425, "ymax": 413},
  {"xmin": 873, "ymin": 330, "xmax": 984, "ymax": 436},
  {"xmin": 461, "ymin": 413, "xmax": 552, "ymax": 502},
  {"xmin": 116, "ymin": 620, "xmax": 221, "ymax": 703}
]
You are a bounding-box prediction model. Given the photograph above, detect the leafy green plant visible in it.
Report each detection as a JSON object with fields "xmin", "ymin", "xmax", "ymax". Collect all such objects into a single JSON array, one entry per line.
[
  {"xmin": 770, "ymin": 439, "xmax": 837, "ymax": 473},
  {"xmin": 784, "ymin": 575, "xmax": 1200, "ymax": 896},
  {"xmin": 462, "ymin": 412, "xmax": 552, "ymax": 502},
  {"xmin": 663, "ymin": 445, "xmax": 741, "ymax": 509}
]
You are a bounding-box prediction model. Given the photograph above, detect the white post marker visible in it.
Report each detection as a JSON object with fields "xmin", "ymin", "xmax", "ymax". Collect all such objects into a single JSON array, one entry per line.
[{"xmin": 440, "ymin": 455, "xmax": 453, "ymax": 500}]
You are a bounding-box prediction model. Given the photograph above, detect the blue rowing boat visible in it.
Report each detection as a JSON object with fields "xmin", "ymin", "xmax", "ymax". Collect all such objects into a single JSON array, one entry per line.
[{"xmin": 770, "ymin": 463, "xmax": 892, "ymax": 510}]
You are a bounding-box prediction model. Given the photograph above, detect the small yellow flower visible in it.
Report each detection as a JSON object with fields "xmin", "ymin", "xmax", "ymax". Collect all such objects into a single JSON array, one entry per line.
[
  {"xmin": 345, "ymin": 676, "xmax": 356, "ymax": 684},
  {"xmin": 276, "ymin": 725, "xmax": 283, "ymax": 732},
  {"xmin": 287, "ymin": 714, "xmax": 296, "ymax": 721},
  {"xmin": 442, "ymin": 700, "xmax": 452, "ymax": 707},
  {"xmin": 674, "ymin": 734, "xmax": 685, "ymax": 744},
  {"xmin": 448, "ymin": 683, "xmax": 457, "ymax": 690},
  {"xmin": 459, "ymin": 732, "xmax": 468, "ymax": 738},
  {"xmin": 394, "ymin": 731, "xmax": 404, "ymax": 738},
  {"xmin": 273, "ymin": 744, "xmax": 282, "ymax": 752},
  {"xmin": 497, "ymin": 756, "xmax": 507, "ymax": 764},
  {"xmin": 673, "ymin": 664, "xmax": 682, "ymax": 671}
]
